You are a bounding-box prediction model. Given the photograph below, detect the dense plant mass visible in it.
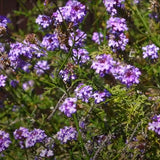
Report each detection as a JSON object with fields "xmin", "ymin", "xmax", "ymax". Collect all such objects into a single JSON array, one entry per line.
[{"xmin": 0, "ymin": 0, "xmax": 160, "ymax": 159}]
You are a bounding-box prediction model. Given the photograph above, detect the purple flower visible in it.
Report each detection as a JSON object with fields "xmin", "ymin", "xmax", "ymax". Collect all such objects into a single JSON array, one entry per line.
[
  {"xmin": 142, "ymin": 44, "xmax": 159, "ymax": 59},
  {"xmin": 23, "ymin": 80, "xmax": 34, "ymax": 91},
  {"xmin": 14, "ymin": 127, "xmax": 29, "ymax": 140},
  {"xmin": 52, "ymin": 0, "xmax": 86, "ymax": 26},
  {"xmin": 92, "ymin": 89, "xmax": 111, "ymax": 104},
  {"xmin": 0, "ymin": 75, "xmax": 7, "ymax": 87},
  {"xmin": 57, "ymin": 126, "xmax": 77, "ymax": 144},
  {"xmin": 114, "ymin": 65, "xmax": 141, "ymax": 87},
  {"xmin": 42, "ymin": 34, "xmax": 59, "ymax": 51},
  {"xmin": 107, "ymin": 17, "xmax": 128, "ymax": 33},
  {"xmin": 59, "ymin": 97, "xmax": 77, "ymax": 117},
  {"xmin": 8, "ymin": 42, "xmax": 34, "ymax": 69},
  {"xmin": 0, "ymin": 130, "xmax": 11, "ymax": 152},
  {"xmin": 72, "ymin": 48, "xmax": 90, "ymax": 64},
  {"xmin": 36, "ymin": 15, "xmax": 52, "ymax": 28},
  {"xmin": 34, "ymin": 60, "xmax": 50, "ymax": 76},
  {"xmin": 103, "ymin": 0, "xmax": 125, "ymax": 15},
  {"xmin": 148, "ymin": 115, "xmax": 160, "ymax": 135},
  {"xmin": 92, "ymin": 32, "xmax": 104, "ymax": 44},
  {"xmin": 92, "ymin": 54, "xmax": 141, "ymax": 87},
  {"xmin": 74, "ymin": 83, "xmax": 93, "ymax": 103},
  {"xmin": 68, "ymin": 29, "xmax": 87, "ymax": 47},
  {"xmin": 10, "ymin": 80, "xmax": 19, "ymax": 88},
  {"xmin": 40, "ymin": 149, "xmax": 54, "ymax": 157},
  {"xmin": 91, "ymin": 54, "xmax": 116, "ymax": 77},
  {"xmin": 0, "ymin": 16, "xmax": 10, "ymax": 28},
  {"xmin": 25, "ymin": 129, "xmax": 47, "ymax": 148},
  {"xmin": 59, "ymin": 69, "xmax": 76, "ymax": 82},
  {"xmin": 108, "ymin": 33, "xmax": 129, "ymax": 51}
]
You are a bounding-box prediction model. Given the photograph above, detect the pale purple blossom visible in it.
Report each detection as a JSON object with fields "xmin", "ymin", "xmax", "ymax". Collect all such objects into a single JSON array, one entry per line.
[
  {"xmin": 59, "ymin": 97, "xmax": 77, "ymax": 117},
  {"xmin": 74, "ymin": 83, "xmax": 93, "ymax": 103},
  {"xmin": 0, "ymin": 130, "xmax": 11, "ymax": 152},
  {"xmin": 36, "ymin": 15, "xmax": 52, "ymax": 28},
  {"xmin": 0, "ymin": 75, "xmax": 7, "ymax": 87},
  {"xmin": 142, "ymin": 44, "xmax": 159, "ymax": 59},
  {"xmin": 57, "ymin": 126, "xmax": 77, "ymax": 144},
  {"xmin": 34, "ymin": 60, "xmax": 50, "ymax": 76}
]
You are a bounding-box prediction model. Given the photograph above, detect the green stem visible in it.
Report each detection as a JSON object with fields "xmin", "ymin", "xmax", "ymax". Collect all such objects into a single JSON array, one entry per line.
[{"xmin": 73, "ymin": 114, "xmax": 90, "ymax": 160}]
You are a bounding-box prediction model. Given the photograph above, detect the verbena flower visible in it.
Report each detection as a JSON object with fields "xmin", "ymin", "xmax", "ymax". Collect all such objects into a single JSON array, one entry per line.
[
  {"xmin": 59, "ymin": 97, "xmax": 77, "ymax": 117},
  {"xmin": 92, "ymin": 54, "xmax": 141, "ymax": 87},
  {"xmin": 92, "ymin": 32, "xmax": 104, "ymax": 44},
  {"xmin": 25, "ymin": 129, "xmax": 47, "ymax": 148},
  {"xmin": 68, "ymin": 29, "xmax": 87, "ymax": 47},
  {"xmin": 0, "ymin": 130, "xmax": 11, "ymax": 152},
  {"xmin": 106, "ymin": 17, "xmax": 128, "ymax": 51},
  {"xmin": 57, "ymin": 126, "xmax": 77, "ymax": 144},
  {"xmin": 92, "ymin": 89, "xmax": 111, "ymax": 104},
  {"xmin": 115, "ymin": 65, "xmax": 141, "ymax": 87},
  {"xmin": 40, "ymin": 149, "xmax": 54, "ymax": 158},
  {"xmin": 36, "ymin": 15, "xmax": 52, "ymax": 28},
  {"xmin": 107, "ymin": 17, "xmax": 128, "ymax": 33},
  {"xmin": 52, "ymin": 0, "xmax": 86, "ymax": 26},
  {"xmin": 74, "ymin": 83, "xmax": 93, "ymax": 103},
  {"xmin": 91, "ymin": 54, "xmax": 115, "ymax": 77},
  {"xmin": 59, "ymin": 69, "xmax": 76, "ymax": 82},
  {"xmin": 0, "ymin": 16, "xmax": 10, "ymax": 28},
  {"xmin": 42, "ymin": 34, "xmax": 59, "ymax": 51},
  {"xmin": 14, "ymin": 127, "xmax": 30, "ymax": 140},
  {"xmin": 142, "ymin": 44, "xmax": 159, "ymax": 59},
  {"xmin": 34, "ymin": 60, "xmax": 50, "ymax": 76},
  {"xmin": 148, "ymin": 115, "xmax": 160, "ymax": 135},
  {"xmin": 0, "ymin": 75, "xmax": 7, "ymax": 87},
  {"xmin": 108, "ymin": 33, "xmax": 129, "ymax": 51},
  {"xmin": 22, "ymin": 80, "xmax": 34, "ymax": 91},
  {"xmin": 72, "ymin": 48, "xmax": 90, "ymax": 64},
  {"xmin": 103, "ymin": 0, "xmax": 125, "ymax": 15}
]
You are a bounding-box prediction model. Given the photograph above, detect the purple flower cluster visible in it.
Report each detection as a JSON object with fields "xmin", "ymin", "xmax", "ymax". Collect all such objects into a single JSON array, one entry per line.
[
  {"xmin": 36, "ymin": 15, "xmax": 52, "ymax": 28},
  {"xmin": 92, "ymin": 89, "xmax": 111, "ymax": 104},
  {"xmin": 0, "ymin": 130, "xmax": 11, "ymax": 152},
  {"xmin": 0, "ymin": 75, "xmax": 7, "ymax": 87},
  {"xmin": 74, "ymin": 83, "xmax": 93, "ymax": 103},
  {"xmin": 142, "ymin": 44, "xmax": 159, "ymax": 59},
  {"xmin": 108, "ymin": 33, "xmax": 129, "ymax": 51},
  {"xmin": 40, "ymin": 149, "xmax": 54, "ymax": 158},
  {"xmin": 52, "ymin": 0, "xmax": 86, "ymax": 26},
  {"xmin": 91, "ymin": 54, "xmax": 115, "ymax": 77},
  {"xmin": 113, "ymin": 64, "xmax": 141, "ymax": 87},
  {"xmin": 34, "ymin": 60, "xmax": 50, "ymax": 76},
  {"xmin": 59, "ymin": 69, "xmax": 76, "ymax": 82},
  {"xmin": 91, "ymin": 54, "xmax": 141, "ymax": 87},
  {"xmin": 92, "ymin": 32, "xmax": 104, "ymax": 45},
  {"xmin": 107, "ymin": 17, "xmax": 128, "ymax": 51},
  {"xmin": 103, "ymin": 0, "xmax": 125, "ymax": 15},
  {"xmin": 69, "ymin": 29, "xmax": 87, "ymax": 47},
  {"xmin": 41, "ymin": 33, "xmax": 59, "ymax": 51},
  {"xmin": 23, "ymin": 80, "xmax": 34, "ymax": 91},
  {"xmin": 148, "ymin": 115, "xmax": 160, "ymax": 135},
  {"xmin": 107, "ymin": 17, "xmax": 128, "ymax": 33},
  {"xmin": 72, "ymin": 48, "xmax": 90, "ymax": 64},
  {"xmin": 14, "ymin": 127, "xmax": 47, "ymax": 148},
  {"xmin": 0, "ymin": 16, "xmax": 9, "ymax": 28},
  {"xmin": 9, "ymin": 42, "xmax": 46, "ymax": 70},
  {"xmin": 40, "ymin": 137, "xmax": 54, "ymax": 158},
  {"xmin": 59, "ymin": 97, "xmax": 77, "ymax": 117},
  {"xmin": 57, "ymin": 126, "xmax": 77, "ymax": 144}
]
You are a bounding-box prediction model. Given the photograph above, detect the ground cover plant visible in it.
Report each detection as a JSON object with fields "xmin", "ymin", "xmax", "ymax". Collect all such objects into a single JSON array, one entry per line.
[{"xmin": 0, "ymin": 0, "xmax": 160, "ymax": 159}]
